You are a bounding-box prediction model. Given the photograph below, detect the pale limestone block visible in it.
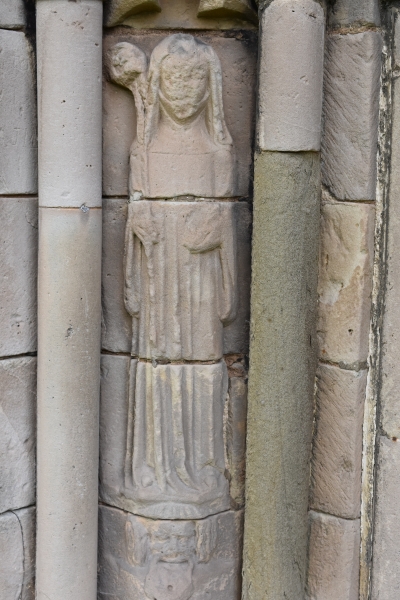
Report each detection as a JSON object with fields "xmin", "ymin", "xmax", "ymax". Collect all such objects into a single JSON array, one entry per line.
[
  {"xmin": 310, "ymin": 364, "xmax": 366, "ymax": 519},
  {"xmin": 98, "ymin": 504, "xmax": 243, "ymax": 600},
  {"xmin": 0, "ymin": 507, "xmax": 35, "ymax": 600},
  {"xmin": 36, "ymin": 208, "xmax": 102, "ymax": 600},
  {"xmin": 243, "ymin": 152, "xmax": 320, "ymax": 600},
  {"xmin": 317, "ymin": 200, "xmax": 375, "ymax": 366},
  {"xmin": 100, "ymin": 355, "xmax": 247, "ymax": 514},
  {"xmin": 102, "ymin": 199, "xmax": 250, "ymax": 356},
  {"xmin": 322, "ymin": 32, "xmax": 382, "ymax": 201},
  {"xmin": 101, "ymin": 199, "xmax": 132, "ymax": 353},
  {"xmin": 0, "ymin": 31, "xmax": 37, "ymax": 195},
  {"xmin": 36, "ymin": 1, "xmax": 102, "ymax": 207},
  {"xmin": 380, "ymin": 78, "xmax": 400, "ymax": 439},
  {"xmin": 0, "ymin": 358, "xmax": 36, "ymax": 514},
  {"xmin": 258, "ymin": 0, "xmax": 324, "ymax": 152},
  {"xmin": 0, "ymin": 0, "xmax": 25, "ymax": 28},
  {"xmin": 371, "ymin": 437, "xmax": 400, "ymax": 600},
  {"xmin": 0, "ymin": 198, "xmax": 38, "ymax": 356},
  {"xmin": 307, "ymin": 511, "xmax": 360, "ymax": 600},
  {"xmin": 103, "ymin": 32, "xmax": 256, "ymax": 198},
  {"xmin": 110, "ymin": 0, "xmax": 258, "ymax": 29},
  {"xmin": 329, "ymin": 0, "xmax": 380, "ymax": 28}
]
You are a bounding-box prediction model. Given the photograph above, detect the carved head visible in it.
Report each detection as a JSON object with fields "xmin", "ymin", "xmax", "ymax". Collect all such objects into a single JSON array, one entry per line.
[
  {"xmin": 126, "ymin": 516, "xmax": 217, "ymax": 567},
  {"xmin": 148, "ymin": 522, "xmax": 196, "ymax": 564},
  {"xmin": 146, "ymin": 34, "xmax": 232, "ymax": 146}
]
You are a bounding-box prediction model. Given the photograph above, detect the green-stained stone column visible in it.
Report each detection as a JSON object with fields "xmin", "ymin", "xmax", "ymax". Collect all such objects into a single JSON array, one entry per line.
[{"xmin": 243, "ymin": 1, "xmax": 325, "ymax": 598}]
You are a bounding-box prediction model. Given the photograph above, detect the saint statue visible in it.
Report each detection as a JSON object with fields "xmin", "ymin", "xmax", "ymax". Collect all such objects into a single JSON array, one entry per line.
[{"xmin": 108, "ymin": 35, "xmax": 237, "ymax": 519}]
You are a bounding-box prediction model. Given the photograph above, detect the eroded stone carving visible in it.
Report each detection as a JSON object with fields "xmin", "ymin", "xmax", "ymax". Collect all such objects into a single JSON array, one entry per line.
[
  {"xmin": 98, "ymin": 506, "xmax": 243, "ymax": 600},
  {"xmin": 101, "ymin": 34, "xmax": 244, "ymax": 597},
  {"xmin": 124, "ymin": 201, "xmax": 237, "ymax": 360},
  {"xmin": 105, "ymin": 0, "xmax": 161, "ymax": 27},
  {"xmin": 198, "ymin": 0, "xmax": 258, "ymax": 24},
  {"xmin": 124, "ymin": 361, "xmax": 229, "ymax": 519},
  {"xmin": 108, "ymin": 35, "xmax": 236, "ymax": 198}
]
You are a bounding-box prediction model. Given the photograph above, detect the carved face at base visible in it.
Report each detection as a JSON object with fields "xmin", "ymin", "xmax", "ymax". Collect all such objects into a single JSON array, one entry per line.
[
  {"xmin": 149, "ymin": 522, "xmax": 196, "ymax": 564},
  {"xmin": 159, "ymin": 53, "xmax": 209, "ymax": 123}
]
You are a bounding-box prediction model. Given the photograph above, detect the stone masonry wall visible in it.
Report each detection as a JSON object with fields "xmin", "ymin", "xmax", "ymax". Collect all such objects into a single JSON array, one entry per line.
[
  {"xmin": 307, "ymin": 2, "xmax": 382, "ymax": 599},
  {"xmin": 0, "ymin": 1, "xmax": 38, "ymax": 599}
]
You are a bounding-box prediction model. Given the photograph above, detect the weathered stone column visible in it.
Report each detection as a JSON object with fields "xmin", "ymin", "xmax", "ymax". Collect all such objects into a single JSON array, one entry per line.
[
  {"xmin": 243, "ymin": 1, "xmax": 324, "ymax": 598},
  {"xmin": 36, "ymin": 2, "xmax": 102, "ymax": 599}
]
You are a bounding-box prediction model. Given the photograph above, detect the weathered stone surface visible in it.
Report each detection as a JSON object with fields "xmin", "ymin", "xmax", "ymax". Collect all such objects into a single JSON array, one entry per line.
[
  {"xmin": 329, "ymin": 0, "xmax": 380, "ymax": 29},
  {"xmin": 36, "ymin": 208, "xmax": 102, "ymax": 600},
  {"xmin": 0, "ymin": 507, "xmax": 35, "ymax": 600},
  {"xmin": 98, "ymin": 504, "xmax": 243, "ymax": 600},
  {"xmin": 307, "ymin": 511, "xmax": 360, "ymax": 600},
  {"xmin": 310, "ymin": 364, "xmax": 366, "ymax": 519},
  {"xmin": 100, "ymin": 354, "xmax": 247, "ymax": 513},
  {"xmin": 103, "ymin": 32, "xmax": 257, "ymax": 198},
  {"xmin": 198, "ymin": 0, "xmax": 257, "ymax": 24},
  {"xmin": 322, "ymin": 32, "xmax": 382, "ymax": 201},
  {"xmin": 124, "ymin": 201, "xmax": 237, "ymax": 361},
  {"xmin": 258, "ymin": 0, "xmax": 324, "ymax": 152},
  {"xmin": 106, "ymin": 0, "xmax": 257, "ymax": 29},
  {"xmin": 380, "ymin": 77, "xmax": 400, "ymax": 440},
  {"xmin": 101, "ymin": 199, "xmax": 251, "ymax": 355},
  {"xmin": 243, "ymin": 152, "xmax": 320, "ymax": 600},
  {"xmin": 317, "ymin": 198, "xmax": 375, "ymax": 366},
  {"xmin": 371, "ymin": 437, "xmax": 400, "ymax": 599},
  {"xmin": 0, "ymin": 198, "xmax": 38, "ymax": 356},
  {"xmin": 0, "ymin": 0, "xmax": 25, "ymax": 28},
  {"xmin": 0, "ymin": 358, "xmax": 36, "ymax": 514},
  {"xmin": 0, "ymin": 30, "xmax": 37, "ymax": 195},
  {"xmin": 36, "ymin": 0, "xmax": 102, "ymax": 207}
]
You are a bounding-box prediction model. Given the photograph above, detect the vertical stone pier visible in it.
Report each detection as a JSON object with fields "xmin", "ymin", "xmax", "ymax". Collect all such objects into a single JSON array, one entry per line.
[
  {"xmin": 243, "ymin": 1, "xmax": 324, "ymax": 599},
  {"xmin": 35, "ymin": 2, "xmax": 103, "ymax": 599}
]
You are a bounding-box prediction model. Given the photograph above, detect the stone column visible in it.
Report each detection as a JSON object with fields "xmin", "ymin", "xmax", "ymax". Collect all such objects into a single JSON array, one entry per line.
[
  {"xmin": 35, "ymin": 2, "xmax": 103, "ymax": 600},
  {"xmin": 242, "ymin": 1, "xmax": 324, "ymax": 599}
]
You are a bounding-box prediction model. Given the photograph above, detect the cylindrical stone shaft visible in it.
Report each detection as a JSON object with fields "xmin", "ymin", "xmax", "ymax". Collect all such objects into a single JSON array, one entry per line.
[{"xmin": 36, "ymin": 2, "xmax": 103, "ymax": 599}]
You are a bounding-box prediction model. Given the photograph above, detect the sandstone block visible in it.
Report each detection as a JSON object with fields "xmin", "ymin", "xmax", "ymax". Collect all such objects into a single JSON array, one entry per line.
[
  {"xmin": 37, "ymin": 0, "xmax": 102, "ymax": 207},
  {"xmin": 0, "ymin": 358, "xmax": 36, "ymax": 514},
  {"xmin": 100, "ymin": 354, "xmax": 248, "ymax": 514},
  {"xmin": 0, "ymin": 30, "xmax": 37, "ymax": 195},
  {"xmin": 258, "ymin": 0, "xmax": 324, "ymax": 152},
  {"xmin": 371, "ymin": 437, "xmax": 400, "ymax": 599},
  {"xmin": 0, "ymin": 198, "xmax": 38, "ymax": 356},
  {"xmin": 243, "ymin": 152, "xmax": 320, "ymax": 600},
  {"xmin": 307, "ymin": 511, "xmax": 360, "ymax": 600},
  {"xmin": 0, "ymin": 0, "xmax": 25, "ymax": 28},
  {"xmin": 0, "ymin": 507, "xmax": 35, "ymax": 600},
  {"xmin": 379, "ymin": 78, "xmax": 400, "ymax": 439},
  {"xmin": 98, "ymin": 504, "xmax": 243, "ymax": 600},
  {"xmin": 103, "ymin": 32, "xmax": 257, "ymax": 197},
  {"xmin": 101, "ymin": 199, "xmax": 251, "ymax": 355},
  {"xmin": 317, "ymin": 199, "xmax": 374, "ymax": 366},
  {"xmin": 329, "ymin": 0, "xmax": 380, "ymax": 28},
  {"xmin": 310, "ymin": 364, "xmax": 366, "ymax": 519},
  {"xmin": 322, "ymin": 32, "xmax": 382, "ymax": 201}
]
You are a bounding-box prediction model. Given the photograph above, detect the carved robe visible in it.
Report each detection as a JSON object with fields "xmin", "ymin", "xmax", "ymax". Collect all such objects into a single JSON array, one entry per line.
[{"xmin": 124, "ymin": 201, "xmax": 237, "ymax": 518}]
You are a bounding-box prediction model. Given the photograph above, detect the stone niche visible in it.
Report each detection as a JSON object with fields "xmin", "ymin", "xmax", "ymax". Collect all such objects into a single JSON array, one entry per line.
[{"xmin": 99, "ymin": 29, "xmax": 255, "ymax": 600}]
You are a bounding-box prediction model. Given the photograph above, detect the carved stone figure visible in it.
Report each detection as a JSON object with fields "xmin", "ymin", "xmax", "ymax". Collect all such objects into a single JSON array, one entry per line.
[
  {"xmin": 124, "ymin": 201, "xmax": 237, "ymax": 360},
  {"xmin": 122, "ymin": 201, "xmax": 236, "ymax": 518},
  {"xmin": 98, "ymin": 506, "xmax": 243, "ymax": 600},
  {"xmin": 108, "ymin": 35, "xmax": 236, "ymax": 198}
]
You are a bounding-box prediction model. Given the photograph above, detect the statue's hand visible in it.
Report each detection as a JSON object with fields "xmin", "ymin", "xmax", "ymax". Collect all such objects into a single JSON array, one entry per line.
[{"xmin": 107, "ymin": 42, "xmax": 147, "ymax": 90}]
